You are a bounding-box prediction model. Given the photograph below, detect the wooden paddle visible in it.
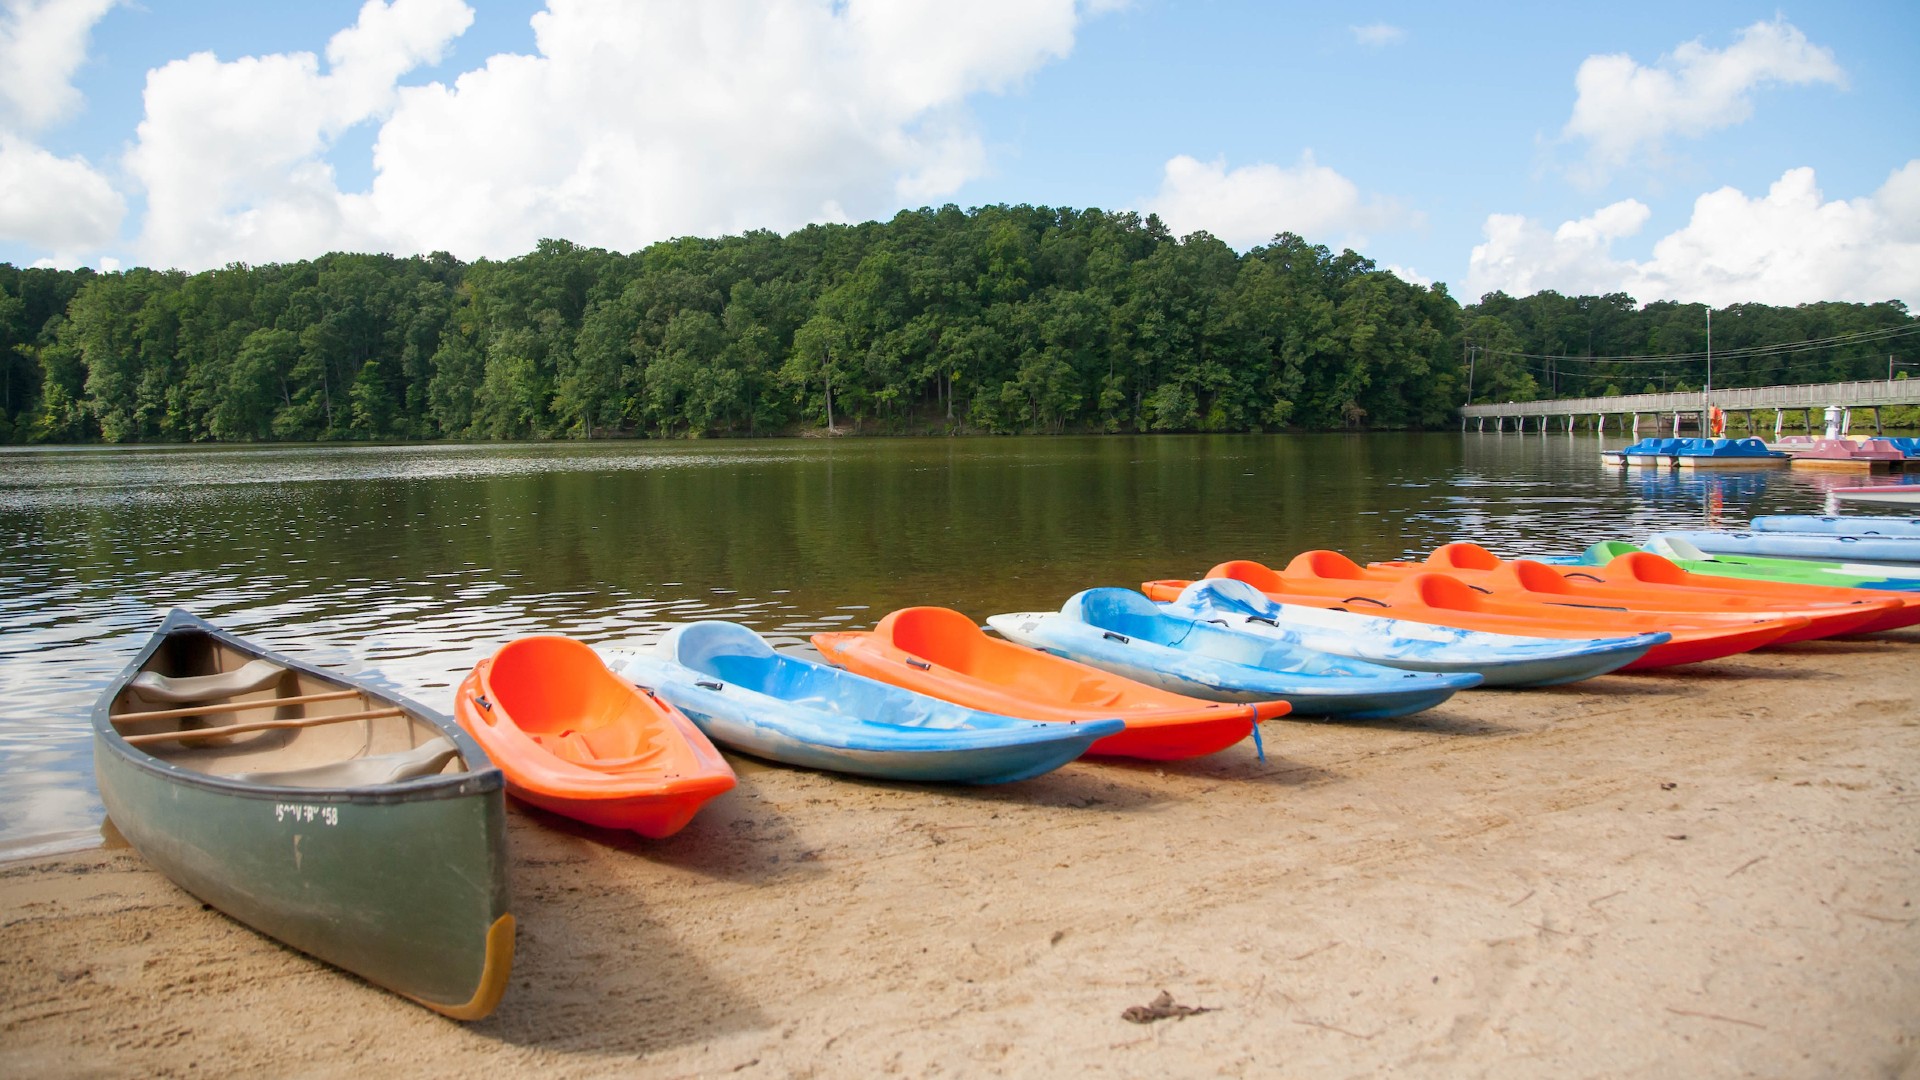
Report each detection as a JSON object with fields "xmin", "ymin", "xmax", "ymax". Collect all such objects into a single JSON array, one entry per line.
[
  {"xmin": 122, "ymin": 707, "xmax": 405, "ymax": 747},
  {"xmin": 112, "ymin": 689, "xmax": 364, "ymax": 723}
]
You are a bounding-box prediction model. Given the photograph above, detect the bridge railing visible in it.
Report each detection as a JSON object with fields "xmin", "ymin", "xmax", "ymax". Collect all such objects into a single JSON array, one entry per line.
[{"xmin": 1460, "ymin": 379, "xmax": 1920, "ymax": 418}]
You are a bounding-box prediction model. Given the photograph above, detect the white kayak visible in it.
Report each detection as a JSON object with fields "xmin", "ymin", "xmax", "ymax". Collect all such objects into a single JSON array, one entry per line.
[{"xmin": 1750, "ymin": 514, "xmax": 1920, "ymax": 538}]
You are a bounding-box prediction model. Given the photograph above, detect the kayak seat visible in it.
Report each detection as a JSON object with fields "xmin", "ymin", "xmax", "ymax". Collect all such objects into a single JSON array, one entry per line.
[
  {"xmin": 1426, "ymin": 543, "xmax": 1502, "ymax": 571},
  {"xmin": 1284, "ymin": 550, "xmax": 1367, "ymax": 579},
  {"xmin": 131, "ymin": 659, "xmax": 287, "ymax": 704},
  {"xmin": 533, "ymin": 724, "xmax": 667, "ymax": 767},
  {"xmin": 1067, "ymin": 679, "xmax": 1123, "ymax": 707},
  {"xmin": 236, "ymin": 737, "xmax": 458, "ymax": 789}
]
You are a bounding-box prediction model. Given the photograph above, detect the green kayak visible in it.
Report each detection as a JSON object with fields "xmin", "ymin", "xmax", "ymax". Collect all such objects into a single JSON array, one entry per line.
[
  {"xmin": 94, "ymin": 610, "xmax": 515, "ymax": 1019},
  {"xmin": 1579, "ymin": 538, "xmax": 1920, "ymax": 592}
]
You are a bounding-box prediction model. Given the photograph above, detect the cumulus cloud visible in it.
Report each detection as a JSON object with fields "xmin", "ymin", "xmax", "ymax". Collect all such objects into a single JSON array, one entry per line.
[
  {"xmin": 1563, "ymin": 18, "xmax": 1844, "ymax": 178},
  {"xmin": 120, "ymin": 0, "xmax": 1095, "ymax": 269},
  {"xmin": 1143, "ymin": 152, "xmax": 1415, "ymax": 250},
  {"xmin": 1350, "ymin": 23, "xmax": 1404, "ymax": 48},
  {"xmin": 126, "ymin": 0, "xmax": 473, "ymax": 267},
  {"xmin": 1465, "ymin": 162, "xmax": 1920, "ymax": 308},
  {"xmin": 0, "ymin": 134, "xmax": 124, "ymax": 253},
  {"xmin": 0, "ymin": 0, "xmax": 124, "ymax": 260},
  {"xmin": 0, "ymin": 0, "xmax": 116, "ymax": 132}
]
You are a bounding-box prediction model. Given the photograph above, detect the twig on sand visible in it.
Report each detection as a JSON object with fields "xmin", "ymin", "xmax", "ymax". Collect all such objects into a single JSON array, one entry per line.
[
  {"xmin": 1290, "ymin": 942, "xmax": 1340, "ymax": 962},
  {"xmin": 1507, "ymin": 889, "xmax": 1535, "ymax": 908},
  {"xmin": 1726, "ymin": 856, "xmax": 1767, "ymax": 878},
  {"xmin": 1665, "ymin": 1006, "xmax": 1767, "ymax": 1030},
  {"xmin": 1122, "ymin": 990, "xmax": 1216, "ymax": 1024},
  {"xmin": 1293, "ymin": 1018, "xmax": 1377, "ymax": 1040}
]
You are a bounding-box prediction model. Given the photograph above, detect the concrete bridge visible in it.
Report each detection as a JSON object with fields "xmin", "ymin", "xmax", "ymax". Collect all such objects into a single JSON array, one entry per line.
[{"xmin": 1459, "ymin": 379, "xmax": 1920, "ymax": 436}]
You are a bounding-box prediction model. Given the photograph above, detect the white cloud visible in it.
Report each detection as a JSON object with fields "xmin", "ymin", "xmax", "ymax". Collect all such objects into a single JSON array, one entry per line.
[
  {"xmin": 1563, "ymin": 18, "xmax": 1844, "ymax": 178},
  {"xmin": 0, "ymin": 0, "xmax": 117, "ymax": 132},
  {"xmin": 126, "ymin": 0, "xmax": 473, "ymax": 267},
  {"xmin": 0, "ymin": 134, "xmax": 124, "ymax": 254},
  {"xmin": 0, "ymin": 0, "xmax": 123, "ymax": 259},
  {"xmin": 120, "ymin": 0, "xmax": 1097, "ymax": 270},
  {"xmin": 1143, "ymin": 152, "xmax": 1415, "ymax": 250},
  {"xmin": 1350, "ymin": 23, "xmax": 1404, "ymax": 48},
  {"xmin": 1465, "ymin": 163, "xmax": 1920, "ymax": 308}
]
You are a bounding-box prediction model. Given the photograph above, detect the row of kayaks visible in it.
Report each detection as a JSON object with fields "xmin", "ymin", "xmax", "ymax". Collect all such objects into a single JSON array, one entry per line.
[{"xmin": 90, "ymin": 528, "xmax": 1920, "ymax": 1019}]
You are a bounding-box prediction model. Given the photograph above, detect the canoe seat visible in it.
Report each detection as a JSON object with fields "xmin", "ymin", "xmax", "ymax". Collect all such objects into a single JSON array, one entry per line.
[
  {"xmin": 131, "ymin": 659, "xmax": 286, "ymax": 704},
  {"xmin": 235, "ymin": 737, "xmax": 459, "ymax": 789}
]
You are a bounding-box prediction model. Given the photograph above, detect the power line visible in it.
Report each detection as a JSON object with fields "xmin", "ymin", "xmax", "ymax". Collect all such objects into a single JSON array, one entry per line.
[{"xmin": 1469, "ymin": 321, "xmax": 1920, "ymax": 364}]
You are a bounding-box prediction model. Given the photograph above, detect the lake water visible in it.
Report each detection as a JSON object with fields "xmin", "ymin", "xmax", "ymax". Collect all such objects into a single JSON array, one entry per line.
[{"xmin": 0, "ymin": 432, "xmax": 1878, "ymax": 856}]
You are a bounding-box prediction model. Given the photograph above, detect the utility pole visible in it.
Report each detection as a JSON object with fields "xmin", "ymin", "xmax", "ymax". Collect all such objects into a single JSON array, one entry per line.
[
  {"xmin": 1466, "ymin": 346, "xmax": 1476, "ymax": 404},
  {"xmin": 1704, "ymin": 308, "xmax": 1713, "ymax": 438}
]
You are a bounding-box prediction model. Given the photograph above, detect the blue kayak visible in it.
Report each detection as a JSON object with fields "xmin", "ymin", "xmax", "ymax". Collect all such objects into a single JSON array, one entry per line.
[
  {"xmin": 601, "ymin": 623, "xmax": 1122, "ymax": 785},
  {"xmin": 1651, "ymin": 529, "xmax": 1920, "ymax": 567},
  {"xmin": 987, "ymin": 588, "xmax": 1481, "ymax": 720},
  {"xmin": 1750, "ymin": 515, "xmax": 1920, "ymax": 538},
  {"xmin": 1157, "ymin": 579, "xmax": 1662, "ymax": 688}
]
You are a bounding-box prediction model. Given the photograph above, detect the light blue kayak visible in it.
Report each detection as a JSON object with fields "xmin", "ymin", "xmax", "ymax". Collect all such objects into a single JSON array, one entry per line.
[
  {"xmin": 1651, "ymin": 529, "xmax": 1920, "ymax": 567},
  {"xmin": 1157, "ymin": 579, "xmax": 1663, "ymax": 687},
  {"xmin": 1750, "ymin": 515, "xmax": 1920, "ymax": 538},
  {"xmin": 601, "ymin": 623, "xmax": 1122, "ymax": 785},
  {"xmin": 987, "ymin": 589, "xmax": 1482, "ymax": 720}
]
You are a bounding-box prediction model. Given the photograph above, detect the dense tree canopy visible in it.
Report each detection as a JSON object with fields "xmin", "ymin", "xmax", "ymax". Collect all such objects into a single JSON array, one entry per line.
[{"xmin": 0, "ymin": 208, "xmax": 1909, "ymax": 444}]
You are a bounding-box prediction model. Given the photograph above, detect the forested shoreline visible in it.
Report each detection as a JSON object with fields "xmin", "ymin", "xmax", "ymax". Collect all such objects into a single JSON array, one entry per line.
[{"xmin": 0, "ymin": 204, "xmax": 1911, "ymax": 444}]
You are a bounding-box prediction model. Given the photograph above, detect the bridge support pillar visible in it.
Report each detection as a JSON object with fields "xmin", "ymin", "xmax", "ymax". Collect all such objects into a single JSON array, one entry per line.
[
  {"xmin": 1631, "ymin": 413, "xmax": 1640, "ymax": 437},
  {"xmin": 1774, "ymin": 409, "xmax": 1784, "ymax": 439},
  {"xmin": 1874, "ymin": 406, "xmax": 1883, "ymax": 435}
]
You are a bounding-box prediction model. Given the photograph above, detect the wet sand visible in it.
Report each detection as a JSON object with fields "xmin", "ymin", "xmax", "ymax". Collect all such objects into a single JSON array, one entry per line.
[{"xmin": 3, "ymin": 631, "xmax": 1917, "ymax": 1077}]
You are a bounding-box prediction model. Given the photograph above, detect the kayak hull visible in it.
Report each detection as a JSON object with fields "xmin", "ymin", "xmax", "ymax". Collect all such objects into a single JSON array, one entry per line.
[
  {"xmin": 987, "ymin": 589, "xmax": 1481, "ymax": 721},
  {"xmin": 1158, "ymin": 579, "xmax": 1661, "ymax": 687},
  {"xmin": 605, "ymin": 623, "xmax": 1124, "ymax": 785},
  {"xmin": 1655, "ymin": 529, "xmax": 1920, "ymax": 566},
  {"xmin": 812, "ymin": 607, "xmax": 1268, "ymax": 761},
  {"xmin": 455, "ymin": 637, "xmax": 736, "ymax": 838},
  {"xmin": 1140, "ymin": 560, "xmax": 1803, "ymax": 670}
]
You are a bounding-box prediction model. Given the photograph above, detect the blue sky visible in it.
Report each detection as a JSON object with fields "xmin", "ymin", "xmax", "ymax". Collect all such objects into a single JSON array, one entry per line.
[{"xmin": 2, "ymin": 0, "xmax": 1916, "ymax": 306}]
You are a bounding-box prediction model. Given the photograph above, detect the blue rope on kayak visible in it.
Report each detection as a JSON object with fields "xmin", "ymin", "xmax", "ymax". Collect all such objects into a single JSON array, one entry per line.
[{"xmin": 1251, "ymin": 718, "xmax": 1265, "ymax": 762}]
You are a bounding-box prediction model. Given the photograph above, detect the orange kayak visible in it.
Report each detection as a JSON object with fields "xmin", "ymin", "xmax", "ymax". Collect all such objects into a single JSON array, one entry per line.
[
  {"xmin": 1405, "ymin": 543, "xmax": 1920, "ymax": 636},
  {"xmin": 455, "ymin": 637, "xmax": 735, "ymax": 837},
  {"xmin": 1141, "ymin": 557, "xmax": 1805, "ymax": 670},
  {"xmin": 1364, "ymin": 544, "xmax": 1905, "ymax": 642},
  {"xmin": 812, "ymin": 607, "xmax": 1280, "ymax": 761}
]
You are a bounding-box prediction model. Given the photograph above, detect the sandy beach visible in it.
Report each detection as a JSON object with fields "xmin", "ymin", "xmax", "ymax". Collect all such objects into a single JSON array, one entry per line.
[{"xmin": 3, "ymin": 630, "xmax": 1917, "ymax": 1078}]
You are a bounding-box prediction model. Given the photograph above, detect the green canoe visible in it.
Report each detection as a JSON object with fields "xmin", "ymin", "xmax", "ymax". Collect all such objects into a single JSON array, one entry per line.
[
  {"xmin": 92, "ymin": 610, "xmax": 514, "ymax": 1019},
  {"xmin": 1579, "ymin": 538, "xmax": 1920, "ymax": 592}
]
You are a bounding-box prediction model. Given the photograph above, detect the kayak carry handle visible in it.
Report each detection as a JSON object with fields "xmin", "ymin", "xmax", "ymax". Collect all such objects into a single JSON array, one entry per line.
[
  {"xmin": 906, "ymin": 657, "xmax": 932, "ymax": 670},
  {"xmin": 1102, "ymin": 631, "xmax": 1131, "ymax": 644},
  {"xmin": 695, "ymin": 679, "xmax": 725, "ymax": 691},
  {"xmin": 1248, "ymin": 615, "xmax": 1277, "ymax": 626},
  {"xmin": 1342, "ymin": 596, "xmax": 1389, "ymax": 607},
  {"xmin": 1564, "ymin": 572, "xmax": 1606, "ymax": 582}
]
